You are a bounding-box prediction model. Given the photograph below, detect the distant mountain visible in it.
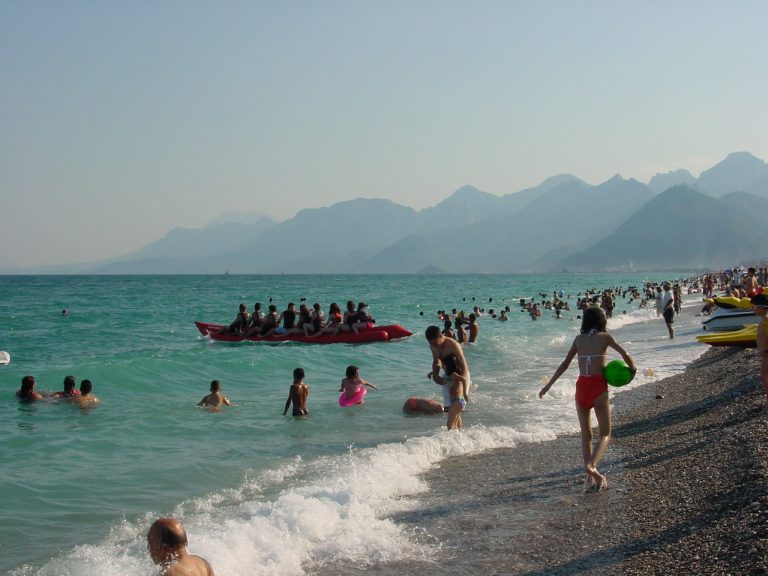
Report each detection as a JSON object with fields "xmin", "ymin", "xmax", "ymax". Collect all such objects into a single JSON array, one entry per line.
[
  {"xmin": 648, "ymin": 169, "xmax": 697, "ymax": 193},
  {"xmin": 205, "ymin": 211, "xmax": 279, "ymax": 228},
  {"xmin": 697, "ymin": 152, "xmax": 768, "ymax": 197},
  {"xmin": 561, "ymin": 186, "xmax": 768, "ymax": 271},
  {"xmin": 16, "ymin": 151, "xmax": 767, "ymax": 275},
  {"xmin": 128, "ymin": 218, "xmax": 277, "ymax": 260}
]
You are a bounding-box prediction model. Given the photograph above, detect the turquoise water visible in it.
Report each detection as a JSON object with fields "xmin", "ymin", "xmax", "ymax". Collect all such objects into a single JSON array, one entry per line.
[{"xmin": 0, "ymin": 274, "xmax": 706, "ymax": 575}]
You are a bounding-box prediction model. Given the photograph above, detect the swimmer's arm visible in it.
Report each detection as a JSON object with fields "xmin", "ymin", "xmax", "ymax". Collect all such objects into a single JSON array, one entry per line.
[
  {"xmin": 606, "ymin": 335, "xmax": 636, "ymax": 373},
  {"xmin": 362, "ymin": 379, "xmax": 378, "ymax": 390},
  {"xmin": 539, "ymin": 341, "xmax": 577, "ymax": 398},
  {"xmin": 223, "ymin": 396, "xmax": 235, "ymax": 407},
  {"xmin": 339, "ymin": 378, "xmax": 345, "ymax": 392},
  {"xmin": 283, "ymin": 391, "xmax": 292, "ymax": 415}
]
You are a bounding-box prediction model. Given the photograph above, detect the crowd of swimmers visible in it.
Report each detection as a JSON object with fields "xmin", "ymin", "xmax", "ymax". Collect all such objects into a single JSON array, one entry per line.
[
  {"xmin": 220, "ymin": 299, "xmax": 375, "ymax": 338},
  {"xmin": 15, "ymin": 374, "xmax": 100, "ymax": 407}
]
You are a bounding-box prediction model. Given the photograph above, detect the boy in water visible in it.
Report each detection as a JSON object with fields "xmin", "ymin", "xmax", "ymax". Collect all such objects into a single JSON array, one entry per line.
[
  {"xmin": 197, "ymin": 380, "xmax": 234, "ymax": 410},
  {"xmin": 283, "ymin": 368, "xmax": 309, "ymax": 416}
]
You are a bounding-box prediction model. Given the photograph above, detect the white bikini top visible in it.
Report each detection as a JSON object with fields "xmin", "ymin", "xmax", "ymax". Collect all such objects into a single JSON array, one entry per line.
[{"xmin": 579, "ymin": 330, "xmax": 606, "ymax": 372}]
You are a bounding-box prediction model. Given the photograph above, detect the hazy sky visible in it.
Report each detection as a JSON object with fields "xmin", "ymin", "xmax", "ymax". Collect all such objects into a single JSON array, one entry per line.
[{"xmin": 2, "ymin": 1, "xmax": 766, "ymax": 269}]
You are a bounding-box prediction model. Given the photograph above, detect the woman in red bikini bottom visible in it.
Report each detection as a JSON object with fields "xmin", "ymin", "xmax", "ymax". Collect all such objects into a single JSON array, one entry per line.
[{"xmin": 539, "ymin": 306, "xmax": 636, "ymax": 492}]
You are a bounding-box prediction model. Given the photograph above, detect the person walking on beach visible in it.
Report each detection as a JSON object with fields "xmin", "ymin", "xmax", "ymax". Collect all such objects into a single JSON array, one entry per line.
[
  {"xmin": 147, "ymin": 517, "xmax": 215, "ymax": 575},
  {"xmin": 539, "ymin": 306, "xmax": 636, "ymax": 491},
  {"xmin": 751, "ymin": 293, "xmax": 768, "ymax": 411},
  {"xmin": 283, "ymin": 368, "xmax": 309, "ymax": 416},
  {"xmin": 661, "ymin": 282, "xmax": 675, "ymax": 339},
  {"xmin": 425, "ymin": 325, "xmax": 471, "ymax": 430}
]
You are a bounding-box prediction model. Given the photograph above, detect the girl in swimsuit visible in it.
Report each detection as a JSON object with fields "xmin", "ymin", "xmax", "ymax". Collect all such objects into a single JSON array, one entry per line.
[
  {"xmin": 539, "ymin": 306, "xmax": 636, "ymax": 492},
  {"xmin": 339, "ymin": 365, "xmax": 378, "ymax": 404}
]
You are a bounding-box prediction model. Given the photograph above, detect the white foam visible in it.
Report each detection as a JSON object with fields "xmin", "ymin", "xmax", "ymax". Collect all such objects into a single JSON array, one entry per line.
[{"xmin": 19, "ymin": 425, "xmax": 552, "ymax": 576}]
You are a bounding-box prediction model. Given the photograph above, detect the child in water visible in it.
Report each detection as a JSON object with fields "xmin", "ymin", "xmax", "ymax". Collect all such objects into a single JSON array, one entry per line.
[
  {"xmin": 197, "ymin": 380, "xmax": 234, "ymax": 410},
  {"xmin": 339, "ymin": 365, "xmax": 378, "ymax": 405},
  {"xmin": 283, "ymin": 368, "xmax": 309, "ymax": 416},
  {"xmin": 539, "ymin": 306, "xmax": 635, "ymax": 492}
]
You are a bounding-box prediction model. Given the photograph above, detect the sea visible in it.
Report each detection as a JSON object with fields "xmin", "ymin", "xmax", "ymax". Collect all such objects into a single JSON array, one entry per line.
[{"xmin": 0, "ymin": 273, "xmax": 707, "ymax": 575}]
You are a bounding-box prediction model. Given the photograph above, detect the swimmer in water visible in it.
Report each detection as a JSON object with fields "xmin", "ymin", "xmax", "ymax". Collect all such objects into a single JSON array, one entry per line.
[
  {"xmin": 16, "ymin": 375, "xmax": 44, "ymax": 402},
  {"xmin": 402, "ymin": 397, "xmax": 445, "ymax": 415},
  {"xmin": 75, "ymin": 379, "xmax": 100, "ymax": 407},
  {"xmin": 53, "ymin": 375, "xmax": 80, "ymax": 399},
  {"xmin": 339, "ymin": 365, "xmax": 378, "ymax": 405},
  {"xmin": 147, "ymin": 517, "xmax": 215, "ymax": 575},
  {"xmin": 197, "ymin": 380, "xmax": 235, "ymax": 410},
  {"xmin": 283, "ymin": 368, "xmax": 309, "ymax": 416}
]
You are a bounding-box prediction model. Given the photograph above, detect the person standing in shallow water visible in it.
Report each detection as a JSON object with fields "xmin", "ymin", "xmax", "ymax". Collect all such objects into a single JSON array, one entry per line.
[
  {"xmin": 661, "ymin": 282, "xmax": 675, "ymax": 339},
  {"xmin": 283, "ymin": 368, "xmax": 309, "ymax": 416},
  {"xmin": 539, "ymin": 306, "xmax": 636, "ymax": 492}
]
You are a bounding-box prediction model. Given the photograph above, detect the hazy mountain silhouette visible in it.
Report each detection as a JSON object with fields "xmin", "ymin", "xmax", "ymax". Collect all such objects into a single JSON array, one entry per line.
[
  {"xmin": 561, "ymin": 186, "xmax": 768, "ymax": 270},
  {"xmin": 697, "ymin": 152, "xmax": 768, "ymax": 197},
  {"xmin": 17, "ymin": 150, "xmax": 763, "ymax": 275},
  {"xmin": 648, "ymin": 169, "xmax": 697, "ymax": 193}
]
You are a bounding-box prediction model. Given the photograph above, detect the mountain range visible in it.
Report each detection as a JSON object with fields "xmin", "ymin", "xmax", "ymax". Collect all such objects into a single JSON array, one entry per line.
[{"xmin": 14, "ymin": 151, "xmax": 768, "ymax": 274}]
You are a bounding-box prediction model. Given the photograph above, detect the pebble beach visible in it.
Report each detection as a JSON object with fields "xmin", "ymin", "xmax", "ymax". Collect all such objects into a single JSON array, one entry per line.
[{"xmin": 333, "ymin": 346, "xmax": 768, "ymax": 576}]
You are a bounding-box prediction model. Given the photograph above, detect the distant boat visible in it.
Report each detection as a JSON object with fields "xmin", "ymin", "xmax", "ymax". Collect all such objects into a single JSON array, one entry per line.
[{"xmin": 0, "ymin": 351, "xmax": 10, "ymax": 365}]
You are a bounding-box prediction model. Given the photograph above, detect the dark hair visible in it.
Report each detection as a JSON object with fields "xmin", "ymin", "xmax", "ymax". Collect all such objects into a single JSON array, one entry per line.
[
  {"xmin": 63, "ymin": 375, "xmax": 76, "ymax": 394},
  {"xmin": 293, "ymin": 367, "xmax": 305, "ymax": 380},
  {"xmin": 80, "ymin": 379, "xmax": 93, "ymax": 395},
  {"xmin": 425, "ymin": 325, "xmax": 441, "ymax": 341},
  {"xmin": 210, "ymin": 379, "xmax": 220, "ymax": 391},
  {"xmin": 345, "ymin": 365, "xmax": 359, "ymax": 379},
  {"xmin": 254, "ymin": 302, "xmax": 261, "ymax": 310},
  {"xmin": 580, "ymin": 306, "xmax": 607, "ymax": 334},
  {"xmin": 18, "ymin": 375, "xmax": 36, "ymax": 398}
]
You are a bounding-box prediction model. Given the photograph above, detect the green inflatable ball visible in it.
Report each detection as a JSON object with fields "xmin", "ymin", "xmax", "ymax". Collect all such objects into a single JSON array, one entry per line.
[{"xmin": 604, "ymin": 359, "xmax": 633, "ymax": 387}]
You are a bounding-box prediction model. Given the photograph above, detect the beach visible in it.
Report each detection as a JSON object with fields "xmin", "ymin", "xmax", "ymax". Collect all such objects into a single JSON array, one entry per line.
[{"xmin": 327, "ymin": 346, "xmax": 768, "ymax": 576}]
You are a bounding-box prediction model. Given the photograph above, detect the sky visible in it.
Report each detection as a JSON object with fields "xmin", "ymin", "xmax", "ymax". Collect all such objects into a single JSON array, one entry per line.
[{"xmin": 1, "ymin": 0, "xmax": 767, "ymax": 269}]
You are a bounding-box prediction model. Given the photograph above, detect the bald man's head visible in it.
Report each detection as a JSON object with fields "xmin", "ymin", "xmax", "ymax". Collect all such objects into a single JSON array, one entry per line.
[{"xmin": 147, "ymin": 518, "xmax": 188, "ymax": 564}]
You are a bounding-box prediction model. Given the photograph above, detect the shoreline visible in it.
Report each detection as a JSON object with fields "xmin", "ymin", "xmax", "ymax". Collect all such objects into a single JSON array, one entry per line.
[{"xmin": 322, "ymin": 346, "xmax": 768, "ymax": 575}]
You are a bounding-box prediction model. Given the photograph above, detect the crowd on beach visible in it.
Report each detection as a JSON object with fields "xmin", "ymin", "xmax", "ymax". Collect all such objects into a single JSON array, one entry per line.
[{"xmin": 12, "ymin": 268, "xmax": 768, "ymax": 574}]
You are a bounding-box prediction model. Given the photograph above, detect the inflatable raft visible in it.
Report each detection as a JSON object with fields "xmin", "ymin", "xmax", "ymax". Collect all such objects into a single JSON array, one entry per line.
[{"xmin": 194, "ymin": 321, "xmax": 412, "ymax": 344}]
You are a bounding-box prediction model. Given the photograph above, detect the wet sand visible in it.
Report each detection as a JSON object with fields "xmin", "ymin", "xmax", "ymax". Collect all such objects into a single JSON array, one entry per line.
[{"xmin": 320, "ymin": 346, "xmax": 768, "ymax": 575}]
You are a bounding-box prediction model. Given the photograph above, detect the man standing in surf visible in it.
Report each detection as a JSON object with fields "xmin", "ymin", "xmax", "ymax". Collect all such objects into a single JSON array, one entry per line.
[{"xmin": 425, "ymin": 325, "xmax": 471, "ymax": 430}]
